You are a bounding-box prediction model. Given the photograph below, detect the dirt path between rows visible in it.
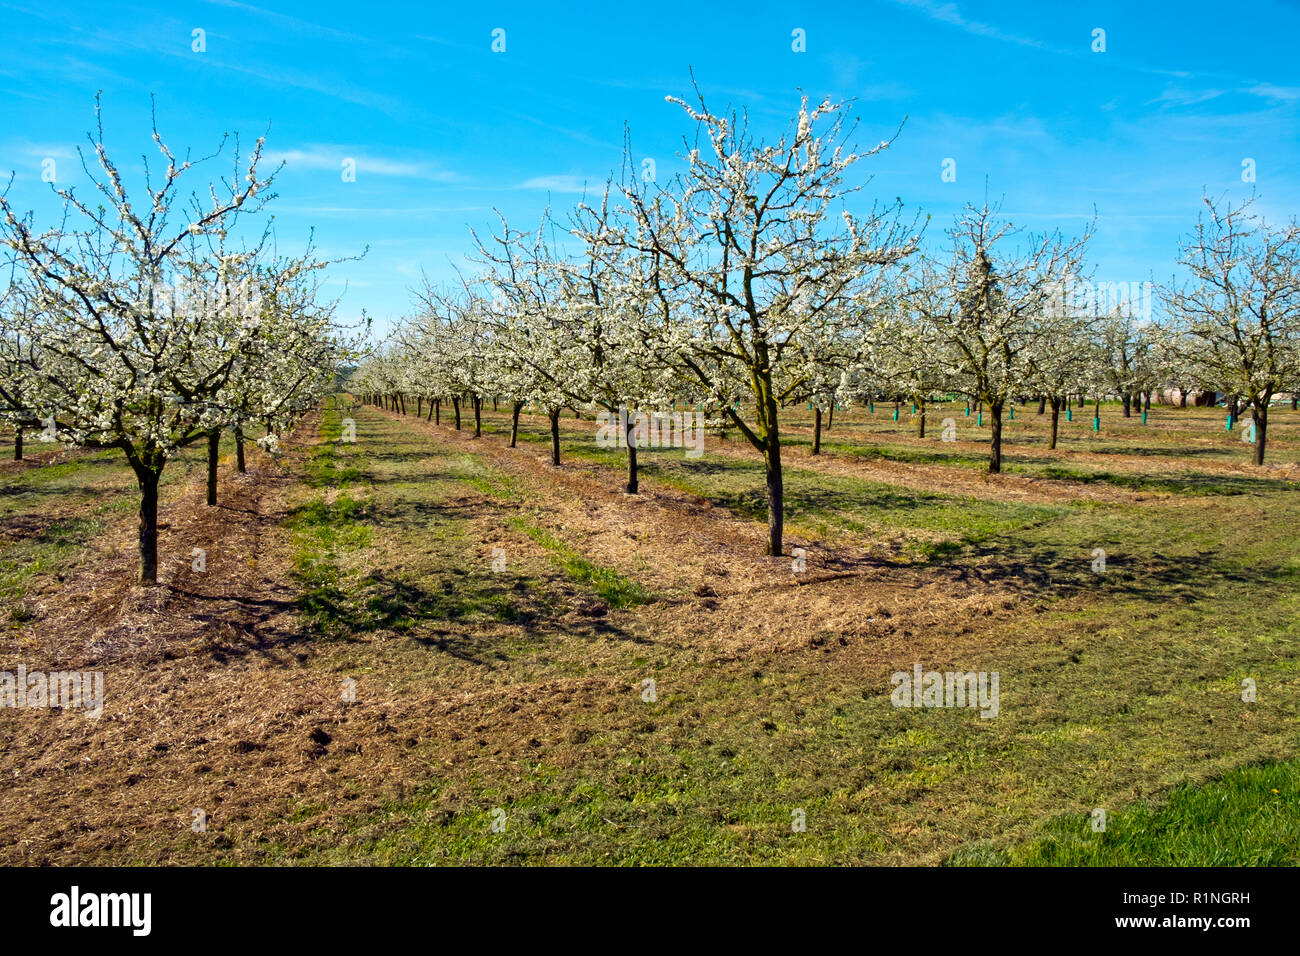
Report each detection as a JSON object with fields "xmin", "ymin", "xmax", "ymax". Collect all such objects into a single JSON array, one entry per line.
[
  {"xmin": 363, "ymin": 405, "xmax": 1035, "ymax": 658},
  {"xmin": 0, "ymin": 417, "xmax": 337, "ymax": 862}
]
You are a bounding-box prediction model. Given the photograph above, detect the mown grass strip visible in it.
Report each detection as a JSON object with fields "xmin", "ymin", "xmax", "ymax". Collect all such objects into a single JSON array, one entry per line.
[
  {"xmin": 0, "ymin": 515, "xmax": 105, "ymax": 618},
  {"xmin": 506, "ymin": 516, "xmax": 651, "ymax": 609},
  {"xmin": 437, "ymin": 447, "xmax": 652, "ymax": 609},
  {"xmin": 949, "ymin": 758, "xmax": 1300, "ymax": 866},
  {"xmin": 288, "ymin": 405, "xmax": 374, "ymax": 640}
]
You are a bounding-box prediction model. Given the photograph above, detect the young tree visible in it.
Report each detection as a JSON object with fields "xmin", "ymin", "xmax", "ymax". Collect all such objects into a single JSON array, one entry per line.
[
  {"xmin": 868, "ymin": 299, "xmax": 952, "ymax": 440},
  {"xmin": 1027, "ymin": 278, "xmax": 1096, "ymax": 450},
  {"xmin": 473, "ymin": 215, "xmax": 572, "ymax": 464},
  {"xmin": 913, "ymin": 203, "xmax": 1092, "ymax": 473},
  {"xmin": 0, "ymin": 292, "xmax": 46, "ymax": 461},
  {"xmin": 1163, "ymin": 196, "xmax": 1300, "ymax": 465},
  {"xmin": 563, "ymin": 188, "xmax": 689, "ymax": 492},
  {"xmin": 1095, "ymin": 306, "xmax": 1158, "ymax": 419}
]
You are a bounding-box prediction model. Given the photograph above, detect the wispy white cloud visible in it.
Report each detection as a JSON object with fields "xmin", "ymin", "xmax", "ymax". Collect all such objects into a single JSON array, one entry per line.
[
  {"xmin": 516, "ymin": 174, "xmax": 603, "ymax": 194},
  {"xmin": 275, "ymin": 205, "xmax": 488, "ymax": 216},
  {"xmin": 0, "ymin": 4, "xmax": 413, "ymax": 119},
  {"xmin": 501, "ymin": 110, "xmax": 623, "ymax": 154},
  {"xmin": 1148, "ymin": 86, "xmax": 1226, "ymax": 107},
  {"xmin": 200, "ymin": 0, "xmax": 381, "ymax": 47},
  {"xmin": 1245, "ymin": 83, "xmax": 1300, "ymax": 101},
  {"xmin": 265, "ymin": 147, "xmax": 458, "ymax": 181},
  {"xmin": 201, "ymin": 57, "xmax": 409, "ymax": 116},
  {"xmin": 885, "ymin": 0, "xmax": 1055, "ymax": 51},
  {"xmin": 7, "ymin": 140, "xmax": 78, "ymax": 160}
]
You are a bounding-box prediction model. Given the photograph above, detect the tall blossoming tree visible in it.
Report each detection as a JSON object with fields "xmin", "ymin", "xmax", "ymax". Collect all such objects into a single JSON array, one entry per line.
[
  {"xmin": 617, "ymin": 88, "xmax": 919, "ymax": 555},
  {"xmin": 0, "ymin": 99, "xmax": 338, "ymax": 584}
]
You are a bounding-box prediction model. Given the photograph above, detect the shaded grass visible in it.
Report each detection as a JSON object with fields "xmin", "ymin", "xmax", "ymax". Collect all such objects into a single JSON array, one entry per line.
[
  {"xmin": 287, "ymin": 406, "xmax": 376, "ymax": 640},
  {"xmin": 1019, "ymin": 464, "xmax": 1294, "ymax": 496},
  {"xmin": 287, "ymin": 403, "xmax": 645, "ymax": 645},
  {"xmin": 0, "ymin": 438, "xmax": 242, "ymax": 614},
  {"xmin": 488, "ymin": 413, "xmax": 1066, "ymax": 560}
]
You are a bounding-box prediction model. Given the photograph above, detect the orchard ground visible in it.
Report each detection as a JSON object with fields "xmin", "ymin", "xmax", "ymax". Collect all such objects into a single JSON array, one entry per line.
[{"xmin": 0, "ymin": 395, "xmax": 1297, "ymax": 864}]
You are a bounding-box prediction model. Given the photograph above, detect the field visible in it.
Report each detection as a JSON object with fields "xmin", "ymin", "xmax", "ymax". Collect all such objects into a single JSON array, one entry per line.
[{"xmin": 1, "ymin": 396, "xmax": 1297, "ymax": 865}]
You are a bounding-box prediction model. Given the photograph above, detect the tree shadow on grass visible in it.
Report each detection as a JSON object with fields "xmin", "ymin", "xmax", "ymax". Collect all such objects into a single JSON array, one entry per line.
[
  {"xmin": 293, "ymin": 566, "xmax": 601, "ymax": 668},
  {"xmin": 1018, "ymin": 466, "xmax": 1292, "ymax": 496},
  {"xmin": 949, "ymin": 538, "xmax": 1268, "ymax": 604}
]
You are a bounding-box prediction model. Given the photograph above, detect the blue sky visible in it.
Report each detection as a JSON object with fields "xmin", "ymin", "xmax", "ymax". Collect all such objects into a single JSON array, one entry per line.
[{"xmin": 2, "ymin": 0, "xmax": 1297, "ymax": 336}]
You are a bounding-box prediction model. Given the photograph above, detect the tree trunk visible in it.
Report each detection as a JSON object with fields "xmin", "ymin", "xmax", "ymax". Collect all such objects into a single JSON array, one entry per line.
[
  {"xmin": 1181, "ymin": 390, "xmax": 1188, "ymax": 407},
  {"xmin": 426, "ymin": 401, "xmax": 433, "ymax": 422},
  {"xmin": 1037, "ymin": 395, "xmax": 1047, "ymax": 415},
  {"xmin": 435, "ymin": 400, "xmax": 441, "ymax": 425},
  {"xmin": 548, "ymin": 409, "xmax": 561, "ymax": 466},
  {"xmin": 916, "ymin": 398, "xmax": 926, "ymax": 438},
  {"xmin": 764, "ymin": 436, "xmax": 784, "ymax": 556},
  {"xmin": 235, "ymin": 425, "xmax": 246, "ymax": 473},
  {"xmin": 827, "ymin": 402, "xmax": 834, "ymax": 431},
  {"xmin": 416, "ymin": 396, "xmax": 422, "ymax": 418},
  {"xmin": 1144, "ymin": 391, "xmax": 1152, "ymax": 414},
  {"xmin": 1254, "ymin": 401, "xmax": 1269, "ymax": 466},
  {"xmin": 399, "ymin": 394, "xmax": 407, "ymax": 415},
  {"xmin": 135, "ymin": 465, "xmax": 161, "ymax": 586},
  {"xmin": 510, "ymin": 401, "xmax": 523, "ymax": 448},
  {"xmin": 1049, "ymin": 397, "xmax": 1061, "ymax": 450},
  {"xmin": 812, "ymin": 406, "xmax": 822, "ymax": 455},
  {"xmin": 473, "ymin": 396, "xmax": 482, "ymax": 438},
  {"xmin": 13, "ymin": 426, "xmax": 21, "ymax": 461},
  {"xmin": 1122, "ymin": 393, "xmax": 1131, "ymax": 418},
  {"xmin": 206, "ymin": 429, "xmax": 220, "ymax": 506},
  {"xmin": 493, "ymin": 397, "xmax": 498, "ymax": 413},
  {"xmin": 625, "ymin": 415, "xmax": 639, "ymax": 494},
  {"xmin": 988, "ymin": 400, "xmax": 1005, "ymax": 473},
  {"xmin": 452, "ymin": 397, "xmax": 461, "ymax": 430}
]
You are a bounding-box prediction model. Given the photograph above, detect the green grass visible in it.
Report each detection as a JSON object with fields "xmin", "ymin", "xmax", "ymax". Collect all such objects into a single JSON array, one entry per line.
[
  {"xmin": 1022, "ymin": 464, "xmax": 1294, "ymax": 496},
  {"xmin": 262, "ymin": 400, "xmax": 1299, "ymax": 865},
  {"xmin": 11, "ymin": 396, "xmax": 1297, "ymax": 867},
  {"xmin": 507, "ymin": 516, "xmax": 652, "ymax": 609},
  {"xmin": 0, "ymin": 515, "xmax": 105, "ymax": 615},
  {"xmin": 285, "ymin": 401, "xmax": 648, "ymax": 646},
  {"xmin": 949, "ymin": 759, "xmax": 1300, "ymax": 866},
  {"xmin": 488, "ymin": 414, "xmax": 1068, "ymax": 560},
  {"xmin": 287, "ymin": 406, "xmax": 377, "ymax": 640}
]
